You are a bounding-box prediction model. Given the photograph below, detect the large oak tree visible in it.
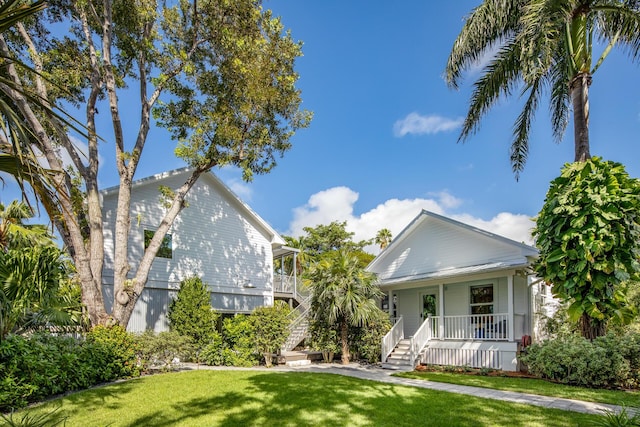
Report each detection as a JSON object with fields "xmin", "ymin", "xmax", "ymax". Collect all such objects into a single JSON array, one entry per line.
[{"xmin": 0, "ymin": 0, "xmax": 310, "ymax": 327}]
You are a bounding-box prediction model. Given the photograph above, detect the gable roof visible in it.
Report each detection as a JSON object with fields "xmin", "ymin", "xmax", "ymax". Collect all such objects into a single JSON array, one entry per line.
[
  {"xmin": 366, "ymin": 210, "xmax": 538, "ymax": 285},
  {"xmin": 101, "ymin": 167, "xmax": 285, "ymax": 246}
]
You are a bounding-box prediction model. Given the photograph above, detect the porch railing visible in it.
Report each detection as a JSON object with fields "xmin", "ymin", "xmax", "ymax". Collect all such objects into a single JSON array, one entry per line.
[
  {"xmin": 274, "ymin": 275, "xmax": 296, "ymax": 294},
  {"xmin": 381, "ymin": 316, "xmax": 404, "ymax": 362},
  {"xmin": 440, "ymin": 313, "xmax": 509, "ymax": 341}
]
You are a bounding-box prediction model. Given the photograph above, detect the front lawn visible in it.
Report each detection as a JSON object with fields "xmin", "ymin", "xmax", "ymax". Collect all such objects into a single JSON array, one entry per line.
[
  {"xmin": 11, "ymin": 370, "xmax": 604, "ymax": 426},
  {"xmin": 395, "ymin": 370, "xmax": 640, "ymax": 407}
]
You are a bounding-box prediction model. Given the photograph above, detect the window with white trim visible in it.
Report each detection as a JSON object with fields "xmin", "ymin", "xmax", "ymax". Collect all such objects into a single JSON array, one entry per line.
[
  {"xmin": 144, "ymin": 229, "xmax": 173, "ymax": 259},
  {"xmin": 470, "ymin": 284, "xmax": 493, "ymax": 315}
]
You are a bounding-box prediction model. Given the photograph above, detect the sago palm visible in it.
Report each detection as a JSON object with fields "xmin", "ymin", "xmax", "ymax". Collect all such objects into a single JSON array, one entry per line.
[
  {"xmin": 446, "ymin": 0, "xmax": 640, "ymax": 178},
  {"xmin": 306, "ymin": 250, "xmax": 382, "ymax": 364}
]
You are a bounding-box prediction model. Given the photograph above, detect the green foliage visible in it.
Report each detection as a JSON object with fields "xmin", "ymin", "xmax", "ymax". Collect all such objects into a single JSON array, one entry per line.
[
  {"xmin": 520, "ymin": 333, "xmax": 640, "ymax": 388},
  {"xmin": 349, "ymin": 308, "xmax": 392, "ymax": 363},
  {"xmin": 445, "ymin": 0, "xmax": 640, "ymax": 176},
  {"xmin": 0, "ymin": 332, "xmax": 140, "ymax": 412},
  {"xmin": 533, "ymin": 158, "xmax": 640, "ymax": 338},
  {"xmin": 201, "ymin": 315, "xmax": 258, "ymax": 367},
  {"xmin": 199, "ymin": 333, "xmax": 226, "ymax": 366},
  {"xmin": 297, "ymin": 221, "xmax": 372, "ymax": 262},
  {"xmin": 591, "ymin": 405, "xmax": 640, "ymax": 427},
  {"xmin": 306, "ymin": 250, "xmax": 383, "ymax": 364},
  {"xmin": 249, "ymin": 302, "xmax": 291, "ymax": 367},
  {"xmin": 168, "ymin": 276, "xmax": 219, "ymax": 349},
  {"xmin": 1, "ymin": 0, "xmax": 311, "ymax": 329},
  {"xmin": 86, "ymin": 325, "xmax": 139, "ymax": 378},
  {"xmin": 308, "ymin": 318, "xmax": 340, "ymax": 362},
  {"xmin": 0, "ymin": 245, "xmax": 81, "ymax": 340},
  {"xmin": 134, "ymin": 330, "xmax": 196, "ymax": 371},
  {"xmin": 0, "ymin": 407, "xmax": 67, "ymax": 427}
]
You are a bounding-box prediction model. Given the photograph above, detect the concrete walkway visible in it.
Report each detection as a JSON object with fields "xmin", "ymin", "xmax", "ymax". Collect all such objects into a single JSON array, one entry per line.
[
  {"xmin": 287, "ymin": 363, "xmax": 624, "ymax": 416},
  {"xmin": 184, "ymin": 362, "xmax": 626, "ymax": 416}
]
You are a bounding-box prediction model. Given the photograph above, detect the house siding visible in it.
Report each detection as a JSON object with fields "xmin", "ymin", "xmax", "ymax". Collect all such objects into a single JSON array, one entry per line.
[
  {"xmin": 373, "ymin": 216, "xmax": 528, "ymax": 281},
  {"xmin": 102, "ymin": 171, "xmax": 276, "ymax": 332}
]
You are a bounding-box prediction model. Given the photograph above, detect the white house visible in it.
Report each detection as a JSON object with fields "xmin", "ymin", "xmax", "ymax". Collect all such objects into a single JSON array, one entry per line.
[
  {"xmin": 367, "ymin": 210, "xmax": 553, "ymax": 371},
  {"xmin": 101, "ymin": 168, "xmax": 299, "ymax": 333}
]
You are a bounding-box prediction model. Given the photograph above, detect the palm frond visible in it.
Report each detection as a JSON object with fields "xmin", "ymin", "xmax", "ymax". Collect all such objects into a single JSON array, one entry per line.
[
  {"xmin": 445, "ymin": 0, "xmax": 523, "ymax": 88},
  {"xmin": 459, "ymin": 40, "xmax": 522, "ymax": 142},
  {"xmin": 510, "ymin": 77, "xmax": 544, "ymax": 179}
]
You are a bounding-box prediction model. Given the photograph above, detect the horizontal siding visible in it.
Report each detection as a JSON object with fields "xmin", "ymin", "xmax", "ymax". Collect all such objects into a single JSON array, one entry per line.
[
  {"xmin": 102, "ymin": 171, "xmax": 276, "ymax": 331},
  {"xmin": 372, "ymin": 216, "xmax": 527, "ymax": 281}
]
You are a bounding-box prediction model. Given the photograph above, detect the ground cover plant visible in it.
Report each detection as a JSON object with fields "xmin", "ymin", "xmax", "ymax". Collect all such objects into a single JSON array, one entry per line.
[
  {"xmin": 396, "ymin": 368, "xmax": 640, "ymax": 408},
  {"xmin": 8, "ymin": 370, "xmax": 604, "ymax": 426}
]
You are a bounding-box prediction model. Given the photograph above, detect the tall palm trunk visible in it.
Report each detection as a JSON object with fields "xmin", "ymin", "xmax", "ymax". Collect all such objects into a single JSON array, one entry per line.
[
  {"xmin": 570, "ymin": 72, "xmax": 592, "ymax": 162},
  {"xmin": 340, "ymin": 321, "xmax": 350, "ymax": 364}
]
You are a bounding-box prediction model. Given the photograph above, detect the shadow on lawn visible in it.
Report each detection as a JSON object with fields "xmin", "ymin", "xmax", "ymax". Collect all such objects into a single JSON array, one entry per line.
[{"xmin": 122, "ymin": 371, "xmax": 597, "ymax": 427}]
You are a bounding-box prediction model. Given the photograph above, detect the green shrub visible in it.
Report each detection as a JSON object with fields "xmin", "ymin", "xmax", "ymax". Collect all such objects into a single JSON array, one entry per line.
[
  {"xmin": 199, "ymin": 333, "xmax": 225, "ymax": 366},
  {"xmin": 308, "ymin": 319, "xmax": 340, "ymax": 362},
  {"xmin": 86, "ymin": 325, "xmax": 139, "ymax": 377},
  {"xmin": 168, "ymin": 276, "xmax": 219, "ymax": 350},
  {"xmin": 0, "ymin": 331, "xmax": 140, "ymax": 412},
  {"xmin": 134, "ymin": 330, "xmax": 196, "ymax": 371},
  {"xmin": 521, "ymin": 333, "xmax": 637, "ymax": 388},
  {"xmin": 199, "ymin": 315, "xmax": 258, "ymax": 367},
  {"xmin": 349, "ymin": 308, "xmax": 391, "ymax": 363},
  {"xmin": 249, "ymin": 302, "xmax": 291, "ymax": 367}
]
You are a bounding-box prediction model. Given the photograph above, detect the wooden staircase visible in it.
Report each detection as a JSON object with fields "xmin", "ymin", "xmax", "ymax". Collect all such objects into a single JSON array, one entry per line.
[
  {"xmin": 382, "ymin": 338, "xmax": 416, "ymax": 371},
  {"xmin": 281, "ymin": 294, "xmax": 312, "ymax": 352}
]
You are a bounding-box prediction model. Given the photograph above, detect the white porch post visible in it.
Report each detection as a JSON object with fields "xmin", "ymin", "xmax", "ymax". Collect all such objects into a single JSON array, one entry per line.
[
  {"xmin": 292, "ymin": 251, "xmax": 297, "ymax": 296},
  {"xmin": 438, "ymin": 283, "xmax": 444, "ymax": 339},
  {"xmin": 387, "ymin": 290, "xmax": 393, "ymax": 317},
  {"xmin": 507, "ymin": 275, "xmax": 514, "ymax": 341}
]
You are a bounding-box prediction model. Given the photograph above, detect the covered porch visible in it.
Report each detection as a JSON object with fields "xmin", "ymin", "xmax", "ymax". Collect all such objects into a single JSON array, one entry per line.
[{"xmin": 380, "ymin": 271, "xmax": 533, "ymax": 371}]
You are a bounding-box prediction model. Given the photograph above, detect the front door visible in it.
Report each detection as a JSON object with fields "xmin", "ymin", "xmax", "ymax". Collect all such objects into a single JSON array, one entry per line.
[{"xmin": 420, "ymin": 292, "xmax": 437, "ymax": 321}]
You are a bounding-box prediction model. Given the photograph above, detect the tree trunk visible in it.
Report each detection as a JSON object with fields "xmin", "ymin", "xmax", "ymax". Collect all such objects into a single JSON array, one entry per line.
[
  {"xmin": 570, "ymin": 72, "xmax": 592, "ymax": 163},
  {"xmin": 579, "ymin": 313, "xmax": 606, "ymax": 340},
  {"xmin": 340, "ymin": 321, "xmax": 350, "ymax": 365}
]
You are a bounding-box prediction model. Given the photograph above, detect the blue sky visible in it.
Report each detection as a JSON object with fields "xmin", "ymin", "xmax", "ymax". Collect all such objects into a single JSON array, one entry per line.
[{"xmin": 3, "ymin": 1, "xmax": 640, "ymax": 254}]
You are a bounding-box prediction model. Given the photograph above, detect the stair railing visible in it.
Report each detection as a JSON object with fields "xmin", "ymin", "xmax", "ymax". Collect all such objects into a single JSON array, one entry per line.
[
  {"xmin": 282, "ymin": 299, "xmax": 312, "ymax": 351},
  {"xmin": 410, "ymin": 315, "xmax": 433, "ymax": 367},
  {"xmin": 381, "ymin": 316, "xmax": 404, "ymax": 362}
]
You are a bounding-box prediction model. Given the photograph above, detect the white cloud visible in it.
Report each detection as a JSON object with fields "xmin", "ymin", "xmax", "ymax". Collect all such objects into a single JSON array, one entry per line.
[
  {"xmin": 393, "ymin": 113, "xmax": 463, "ymax": 137},
  {"xmin": 451, "ymin": 212, "xmax": 535, "ymax": 245},
  {"xmin": 288, "ymin": 186, "xmax": 358, "ymax": 237},
  {"xmin": 286, "ymin": 186, "xmax": 535, "ymax": 255}
]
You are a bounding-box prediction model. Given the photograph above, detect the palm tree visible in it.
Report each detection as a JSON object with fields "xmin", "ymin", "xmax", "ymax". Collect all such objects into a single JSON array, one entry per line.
[
  {"xmin": 0, "ymin": 200, "xmax": 52, "ymax": 251},
  {"xmin": 0, "ymin": 244, "xmax": 82, "ymax": 340},
  {"xmin": 305, "ymin": 250, "xmax": 383, "ymax": 364},
  {"xmin": 445, "ymin": 0, "xmax": 640, "ymax": 178},
  {"xmin": 375, "ymin": 228, "xmax": 393, "ymax": 250}
]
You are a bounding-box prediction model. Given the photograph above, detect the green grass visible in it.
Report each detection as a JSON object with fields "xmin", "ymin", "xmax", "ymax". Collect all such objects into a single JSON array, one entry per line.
[
  {"xmin": 395, "ymin": 370, "xmax": 640, "ymax": 407},
  {"xmin": 12, "ymin": 370, "xmax": 605, "ymax": 426}
]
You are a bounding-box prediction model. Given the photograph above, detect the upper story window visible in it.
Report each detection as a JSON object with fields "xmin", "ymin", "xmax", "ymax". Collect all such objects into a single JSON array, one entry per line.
[
  {"xmin": 144, "ymin": 229, "xmax": 172, "ymax": 259},
  {"xmin": 470, "ymin": 284, "xmax": 493, "ymax": 315}
]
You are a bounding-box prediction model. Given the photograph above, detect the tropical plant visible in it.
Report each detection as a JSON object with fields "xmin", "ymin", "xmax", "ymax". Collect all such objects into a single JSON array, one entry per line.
[
  {"xmin": 533, "ymin": 158, "xmax": 640, "ymax": 338},
  {"xmin": 0, "ymin": 200, "xmax": 53, "ymax": 251},
  {"xmin": 0, "ymin": 245, "xmax": 81, "ymax": 340},
  {"xmin": 249, "ymin": 301, "xmax": 291, "ymax": 367},
  {"xmin": 0, "ymin": 0, "xmax": 311, "ymax": 329},
  {"xmin": 167, "ymin": 276, "xmax": 219, "ymax": 349},
  {"xmin": 305, "ymin": 250, "xmax": 383, "ymax": 364},
  {"xmin": 445, "ymin": 0, "xmax": 640, "ymax": 177}
]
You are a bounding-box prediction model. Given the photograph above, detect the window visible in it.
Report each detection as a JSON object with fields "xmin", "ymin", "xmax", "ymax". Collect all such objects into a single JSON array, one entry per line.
[
  {"xmin": 144, "ymin": 229, "xmax": 172, "ymax": 259},
  {"xmin": 470, "ymin": 284, "xmax": 493, "ymax": 315}
]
